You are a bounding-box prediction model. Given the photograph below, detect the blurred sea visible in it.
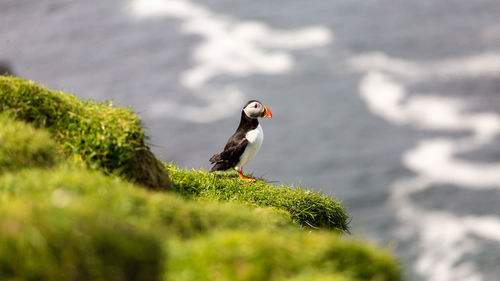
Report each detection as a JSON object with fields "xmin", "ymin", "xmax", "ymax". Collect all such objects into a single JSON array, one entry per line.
[{"xmin": 2, "ymin": 0, "xmax": 500, "ymax": 280}]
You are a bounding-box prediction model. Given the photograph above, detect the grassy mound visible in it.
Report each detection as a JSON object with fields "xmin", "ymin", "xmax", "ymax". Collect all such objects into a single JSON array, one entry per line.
[
  {"xmin": 0, "ymin": 76, "xmax": 402, "ymax": 281},
  {"xmin": 0, "ymin": 198, "xmax": 163, "ymax": 281},
  {"xmin": 169, "ymin": 231, "xmax": 400, "ymax": 281},
  {"xmin": 0, "ymin": 167, "xmax": 295, "ymax": 239},
  {"xmin": 0, "ymin": 76, "xmax": 170, "ymax": 190},
  {"xmin": 168, "ymin": 165, "xmax": 349, "ymax": 232},
  {"xmin": 0, "ymin": 167, "xmax": 401, "ymax": 281},
  {"xmin": 0, "ymin": 113, "xmax": 60, "ymax": 172},
  {"xmin": 0, "ymin": 167, "xmax": 290, "ymax": 280}
]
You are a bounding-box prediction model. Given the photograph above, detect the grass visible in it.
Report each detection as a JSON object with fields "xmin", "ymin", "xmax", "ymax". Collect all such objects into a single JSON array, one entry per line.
[
  {"xmin": 284, "ymin": 272, "xmax": 353, "ymax": 281},
  {"xmin": 0, "ymin": 167, "xmax": 401, "ymax": 281},
  {"xmin": 0, "ymin": 75, "xmax": 348, "ymax": 232},
  {"xmin": 0, "ymin": 113, "xmax": 60, "ymax": 172},
  {"xmin": 0, "ymin": 196, "xmax": 163, "ymax": 281},
  {"xmin": 0, "ymin": 76, "xmax": 170, "ymax": 190},
  {"xmin": 0, "ymin": 166, "xmax": 290, "ymax": 280},
  {"xmin": 0, "ymin": 167, "xmax": 296, "ymax": 239},
  {"xmin": 0, "ymin": 76, "xmax": 402, "ymax": 281},
  {"xmin": 168, "ymin": 165, "xmax": 350, "ymax": 232},
  {"xmin": 168, "ymin": 230, "xmax": 401, "ymax": 281}
]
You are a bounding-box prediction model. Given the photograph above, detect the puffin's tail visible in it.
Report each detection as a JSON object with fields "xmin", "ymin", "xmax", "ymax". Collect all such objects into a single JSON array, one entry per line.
[
  {"xmin": 210, "ymin": 162, "xmax": 226, "ymax": 172},
  {"xmin": 209, "ymin": 153, "xmax": 221, "ymax": 163},
  {"xmin": 209, "ymin": 153, "xmax": 232, "ymax": 172}
]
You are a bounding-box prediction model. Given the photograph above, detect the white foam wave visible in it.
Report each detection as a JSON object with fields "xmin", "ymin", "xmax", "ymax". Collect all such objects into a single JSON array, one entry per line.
[
  {"xmin": 353, "ymin": 51, "xmax": 500, "ymax": 281},
  {"xmin": 391, "ymin": 176, "xmax": 500, "ymax": 281},
  {"xmin": 359, "ymin": 72, "xmax": 408, "ymax": 124},
  {"xmin": 129, "ymin": 0, "xmax": 332, "ymax": 122},
  {"xmin": 349, "ymin": 52, "xmax": 500, "ymax": 82},
  {"xmin": 404, "ymin": 139, "xmax": 500, "ymax": 188},
  {"xmin": 359, "ymin": 71, "xmax": 500, "ymax": 139}
]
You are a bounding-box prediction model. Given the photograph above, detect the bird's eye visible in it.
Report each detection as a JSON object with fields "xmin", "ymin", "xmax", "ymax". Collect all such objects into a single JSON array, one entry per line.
[{"xmin": 254, "ymin": 103, "xmax": 258, "ymax": 108}]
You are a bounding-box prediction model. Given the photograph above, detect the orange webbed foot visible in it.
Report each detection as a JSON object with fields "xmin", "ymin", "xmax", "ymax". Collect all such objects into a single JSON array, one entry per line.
[{"xmin": 238, "ymin": 170, "xmax": 256, "ymax": 182}]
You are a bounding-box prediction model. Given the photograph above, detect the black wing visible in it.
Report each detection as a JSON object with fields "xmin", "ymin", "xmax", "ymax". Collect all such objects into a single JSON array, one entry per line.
[{"xmin": 209, "ymin": 131, "xmax": 248, "ymax": 171}]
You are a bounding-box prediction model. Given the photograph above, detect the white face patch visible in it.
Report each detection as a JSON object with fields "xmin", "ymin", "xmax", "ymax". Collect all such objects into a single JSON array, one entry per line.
[{"xmin": 243, "ymin": 102, "xmax": 263, "ymax": 118}]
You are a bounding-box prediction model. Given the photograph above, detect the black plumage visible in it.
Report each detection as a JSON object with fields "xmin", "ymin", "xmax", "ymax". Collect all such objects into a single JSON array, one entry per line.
[{"xmin": 209, "ymin": 103, "xmax": 259, "ymax": 172}]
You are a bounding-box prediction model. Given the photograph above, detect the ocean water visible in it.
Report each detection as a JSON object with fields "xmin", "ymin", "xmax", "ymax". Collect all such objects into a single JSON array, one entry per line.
[{"xmin": 2, "ymin": 0, "xmax": 500, "ymax": 280}]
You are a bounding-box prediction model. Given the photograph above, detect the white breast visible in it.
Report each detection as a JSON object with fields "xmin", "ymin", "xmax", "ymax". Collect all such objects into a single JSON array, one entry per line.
[{"xmin": 234, "ymin": 124, "xmax": 264, "ymax": 171}]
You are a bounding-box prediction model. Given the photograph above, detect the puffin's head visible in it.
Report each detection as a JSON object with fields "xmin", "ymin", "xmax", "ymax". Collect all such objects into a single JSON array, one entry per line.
[{"xmin": 243, "ymin": 100, "xmax": 272, "ymax": 119}]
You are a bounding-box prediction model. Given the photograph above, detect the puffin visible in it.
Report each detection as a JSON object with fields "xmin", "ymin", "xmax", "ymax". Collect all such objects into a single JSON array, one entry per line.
[{"xmin": 209, "ymin": 100, "xmax": 272, "ymax": 181}]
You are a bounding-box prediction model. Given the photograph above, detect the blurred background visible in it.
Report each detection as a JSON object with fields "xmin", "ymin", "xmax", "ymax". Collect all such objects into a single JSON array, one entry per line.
[{"xmin": 2, "ymin": 0, "xmax": 500, "ymax": 280}]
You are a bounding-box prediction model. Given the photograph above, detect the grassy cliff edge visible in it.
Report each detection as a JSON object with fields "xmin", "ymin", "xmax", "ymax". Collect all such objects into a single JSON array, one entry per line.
[
  {"xmin": 0, "ymin": 76, "xmax": 402, "ymax": 281},
  {"xmin": 0, "ymin": 76, "xmax": 170, "ymax": 190}
]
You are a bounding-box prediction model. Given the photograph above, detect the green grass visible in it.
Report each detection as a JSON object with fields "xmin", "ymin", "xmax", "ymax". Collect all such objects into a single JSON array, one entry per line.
[
  {"xmin": 0, "ymin": 75, "xmax": 348, "ymax": 232},
  {"xmin": 0, "ymin": 197, "xmax": 163, "ymax": 281},
  {"xmin": 0, "ymin": 75, "xmax": 170, "ymax": 190},
  {"xmin": 0, "ymin": 167, "xmax": 295, "ymax": 239},
  {"xmin": 0, "ymin": 167, "xmax": 290, "ymax": 280},
  {"xmin": 0, "ymin": 167, "xmax": 401, "ymax": 281},
  {"xmin": 0, "ymin": 76, "xmax": 403, "ymax": 281},
  {"xmin": 168, "ymin": 230, "xmax": 401, "ymax": 281},
  {"xmin": 0, "ymin": 113, "xmax": 60, "ymax": 172},
  {"xmin": 284, "ymin": 272, "xmax": 353, "ymax": 281},
  {"xmin": 168, "ymin": 165, "xmax": 350, "ymax": 232}
]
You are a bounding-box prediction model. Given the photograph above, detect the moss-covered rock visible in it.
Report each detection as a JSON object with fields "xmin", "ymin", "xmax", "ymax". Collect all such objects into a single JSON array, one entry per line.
[
  {"xmin": 0, "ymin": 113, "xmax": 60, "ymax": 172},
  {"xmin": 0, "ymin": 76, "xmax": 170, "ymax": 190},
  {"xmin": 168, "ymin": 164, "xmax": 349, "ymax": 232}
]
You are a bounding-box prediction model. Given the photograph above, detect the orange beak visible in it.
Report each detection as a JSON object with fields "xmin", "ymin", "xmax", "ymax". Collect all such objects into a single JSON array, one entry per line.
[{"xmin": 261, "ymin": 105, "xmax": 272, "ymax": 118}]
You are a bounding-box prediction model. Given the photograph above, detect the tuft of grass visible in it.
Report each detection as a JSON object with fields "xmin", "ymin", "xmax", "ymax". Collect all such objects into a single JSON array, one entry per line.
[
  {"xmin": 0, "ymin": 75, "xmax": 170, "ymax": 190},
  {"xmin": 0, "ymin": 113, "xmax": 60, "ymax": 172},
  {"xmin": 168, "ymin": 230, "xmax": 401, "ymax": 281},
  {"xmin": 167, "ymin": 164, "xmax": 350, "ymax": 233}
]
